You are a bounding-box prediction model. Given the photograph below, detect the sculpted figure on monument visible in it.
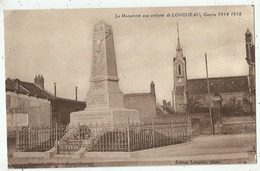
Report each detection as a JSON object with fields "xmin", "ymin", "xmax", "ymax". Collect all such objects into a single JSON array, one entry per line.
[
  {"xmin": 91, "ymin": 53, "xmax": 105, "ymax": 76},
  {"xmin": 93, "ymin": 81, "xmax": 104, "ymax": 89}
]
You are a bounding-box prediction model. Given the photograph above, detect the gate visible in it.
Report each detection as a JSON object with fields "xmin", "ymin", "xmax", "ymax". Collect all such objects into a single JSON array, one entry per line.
[{"xmin": 191, "ymin": 118, "xmax": 201, "ymax": 136}]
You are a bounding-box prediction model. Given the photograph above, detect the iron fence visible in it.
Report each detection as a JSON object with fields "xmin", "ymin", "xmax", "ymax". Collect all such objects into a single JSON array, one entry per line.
[
  {"xmin": 15, "ymin": 117, "xmax": 191, "ymax": 153},
  {"xmin": 15, "ymin": 125, "xmax": 66, "ymax": 152}
]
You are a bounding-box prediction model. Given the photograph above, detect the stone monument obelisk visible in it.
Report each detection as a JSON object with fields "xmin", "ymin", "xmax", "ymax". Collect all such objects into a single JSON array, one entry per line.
[{"xmin": 70, "ymin": 21, "xmax": 140, "ymax": 125}]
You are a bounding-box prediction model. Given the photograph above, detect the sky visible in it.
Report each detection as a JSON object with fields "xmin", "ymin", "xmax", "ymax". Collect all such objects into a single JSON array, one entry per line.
[{"xmin": 4, "ymin": 6, "xmax": 254, "ymax": 103}]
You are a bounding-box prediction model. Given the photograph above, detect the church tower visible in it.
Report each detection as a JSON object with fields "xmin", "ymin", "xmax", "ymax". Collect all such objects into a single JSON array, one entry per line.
[
  {"xmin": 245, "ymin": 29, "xmax": 255, "ymax": 112},
  {"xmin": 172, "ymin": 24, "xmax": 188, "ymax": 113}
]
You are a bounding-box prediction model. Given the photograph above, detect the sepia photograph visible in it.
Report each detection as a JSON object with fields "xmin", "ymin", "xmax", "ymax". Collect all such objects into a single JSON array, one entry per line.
[{"xmin": 2, "ymin": 4, "xmax": 257, "ymax": 169}]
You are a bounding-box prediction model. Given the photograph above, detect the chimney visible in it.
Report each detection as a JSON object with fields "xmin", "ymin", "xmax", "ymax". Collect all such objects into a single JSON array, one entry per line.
[
  {"xmin": 34, "ymin": 75, "xmax": 44, "ymax": 89},
  {"xmin": 150, "ymin": 81, "xmax": 155, "ymax": 96},
  {"xmin": 75, "ymin": 86, "xmax": 78, "ymax": 101},
  {"xmin": 14, "ymin": 79, "xmax": 20, "ymax": 91},
  {"xmin": 167, "ymin": 102, "xmax": 171, "ymax": 108},
  {"xmin": 54, "ymin": 83, "xmax": 57, "ymax": 97},
  {"xmin": 163, "ymin": 100, "xmax": 167, "ymax": 108}
]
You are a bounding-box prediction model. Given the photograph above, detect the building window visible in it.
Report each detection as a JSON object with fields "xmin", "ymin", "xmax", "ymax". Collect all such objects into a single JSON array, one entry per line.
[{"xmin": 178, "ymin": 64, "xmax": 182, "ymax": 76}]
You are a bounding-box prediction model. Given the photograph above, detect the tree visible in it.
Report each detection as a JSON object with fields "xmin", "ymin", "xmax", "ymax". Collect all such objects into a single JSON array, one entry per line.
[{"xmin": 187, "ymin": 94, "xmax": 204, "ymax": 113}]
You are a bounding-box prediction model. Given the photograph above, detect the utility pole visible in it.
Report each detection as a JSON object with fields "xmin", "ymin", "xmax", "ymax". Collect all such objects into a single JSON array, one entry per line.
[
  {"xmin": 205, "ymin": 53, "xmax": 214, "ymax": 135},
  {"xmin": 54, "ymin": 83, "xmax": 57, "ymax": 97},
  {"xmin": 75, "ymin": 86, "xmax": 78, "ymax": 101}
]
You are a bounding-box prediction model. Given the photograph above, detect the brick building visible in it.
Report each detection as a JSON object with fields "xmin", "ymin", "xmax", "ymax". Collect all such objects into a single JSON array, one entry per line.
[{"xmin": 124, "ymin": 81, "xmax": 157, "ymax": 121}]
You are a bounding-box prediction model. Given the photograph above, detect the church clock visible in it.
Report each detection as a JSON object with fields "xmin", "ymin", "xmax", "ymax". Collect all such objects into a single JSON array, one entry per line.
[{"xmin": 178, "ymin": 78, "xmax": 183, "ymax": 83}]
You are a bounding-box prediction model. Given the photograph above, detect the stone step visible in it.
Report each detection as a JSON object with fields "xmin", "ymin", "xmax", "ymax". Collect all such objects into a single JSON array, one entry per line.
[
  {"xmin": 56, "ymin": 147, "xmax": 85, "ymax": 158},
  {"xmin": 54, "ymin": 154, "xmax": 75, "ymax": 158}
]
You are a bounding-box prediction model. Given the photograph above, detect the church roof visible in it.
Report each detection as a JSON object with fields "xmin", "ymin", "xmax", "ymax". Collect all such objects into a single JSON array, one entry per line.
[{"xmin": 187, "ymin": 76, "xmax": 249, "ymax": 95}]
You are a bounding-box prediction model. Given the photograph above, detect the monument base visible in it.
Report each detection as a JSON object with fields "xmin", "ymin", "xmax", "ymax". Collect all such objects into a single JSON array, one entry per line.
[{"xmin": 70, "ymin": 108, "xmax": 140, "ymax": 126}]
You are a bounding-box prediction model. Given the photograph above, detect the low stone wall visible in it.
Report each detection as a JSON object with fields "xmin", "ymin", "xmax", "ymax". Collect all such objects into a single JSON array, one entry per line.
[
  {"xmin": 222, "ymin": 116, "xmax": 256, "ymax": 134},
  {"xmin": 13, "ymin": 151, "xmax": 45, "ymax": 158},
  {"xmin": 222, "ymin": 116, "xmax": 255, "ymax": 123},
  {"xmin": 154, "ymin": 113, "xmax": 212, "ymax": 135},
  {"xmin": 222, "ymin": 122, "xmax": 256, "ymax": 134},
  {"xmin": 13, "ymin": 147, "xmax": 57, "ymax": 159},
  {"xmin": 84, "ymin": 151, "xmax": 131, "ymax": 159},
  {"xmin": 7, "ymin": 137, "xmax": 16, "ymax": 157},
  {"xmin": 162, "ymin": 114, "xmax": 256, "ymax": 135}
]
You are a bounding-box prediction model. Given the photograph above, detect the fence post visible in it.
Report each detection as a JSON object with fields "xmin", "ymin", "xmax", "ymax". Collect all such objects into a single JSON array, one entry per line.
[
  {"xmin": 78, "ymin": 123, "xmax": 81, "ymax": 149},
  {"xmin": 187, "ymin": 116, "xmax": 192, "ymax": 141},
  {"xmin": 187, "ymin": 116, "xmax": 189, "ymax": 141},
  {"xmin": 55, "ymin": 122, "xmax": 58, "ymax": 154},
  {"xmin": 35, "ymin": 127, "xmax": 38, "ymax": 152},
  {"xmin": 15, "ymin": 125, "xmax": 18, "ymax": 152},
  {"xmin": 152, "ymin": 119, "xmax": 155, "ymax": 148},
  {"xmin": 171, "ymin": 119, "xmax": 174, "ymax": 143},
  {"xmin": 101, "ymin": 121, "xmax": 104, "ymax": 152},
  {"xmin": 127, "ymin": 118, "xmax": 131, "ymax": 152}
]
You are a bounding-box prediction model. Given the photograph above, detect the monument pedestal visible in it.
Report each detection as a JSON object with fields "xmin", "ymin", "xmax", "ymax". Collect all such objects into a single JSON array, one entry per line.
[{"xmin": 70, "ymin": 108, "xmax": 140, "ymax": 126}]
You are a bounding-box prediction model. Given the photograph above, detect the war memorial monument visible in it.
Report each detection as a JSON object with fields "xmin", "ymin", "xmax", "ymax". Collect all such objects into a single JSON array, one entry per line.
[{"xmin": 70, "ymin": 21, "xmax": 140, "ymax": 125}]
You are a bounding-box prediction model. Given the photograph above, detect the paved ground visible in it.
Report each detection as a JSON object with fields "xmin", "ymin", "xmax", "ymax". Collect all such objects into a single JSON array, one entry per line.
[
  {"xmin": 8, "ymin": 133, "xmax": 256, "ymax": 168},
  {"xmin": 131, "ymin": 133, "xmax": 256, "ymax": 158}
]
